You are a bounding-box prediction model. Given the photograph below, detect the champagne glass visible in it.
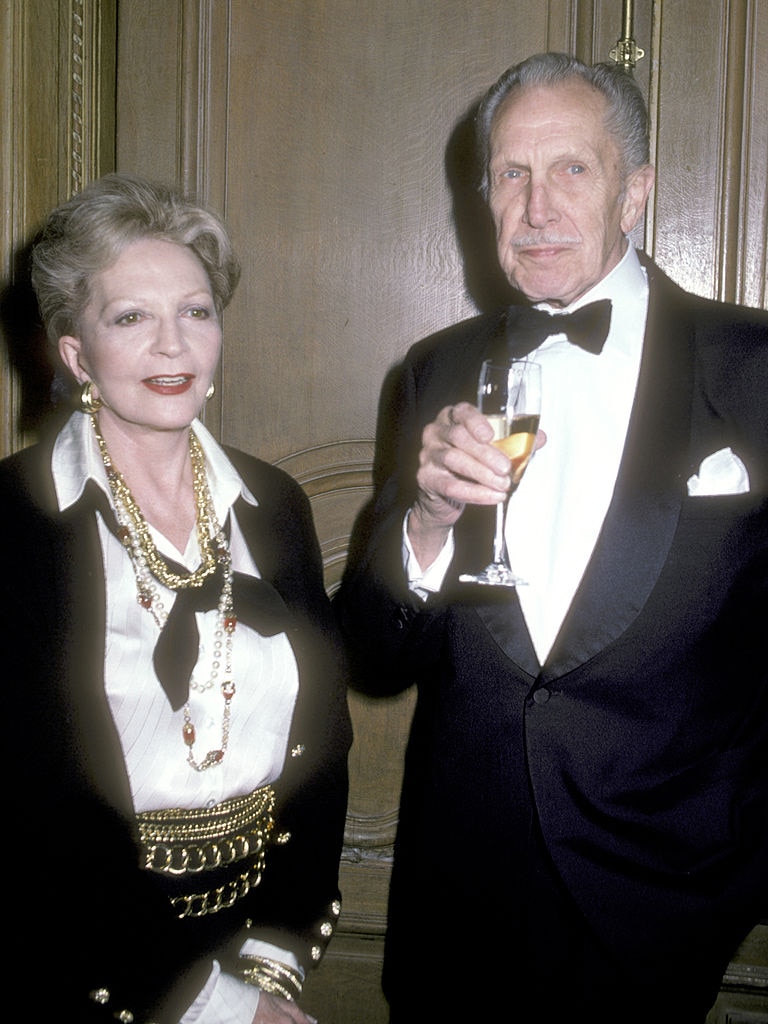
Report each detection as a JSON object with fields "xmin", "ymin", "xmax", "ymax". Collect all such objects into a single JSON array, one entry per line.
[{"xmin": 459, "ymin": 359, "xmax": 541, "ymax": 587}]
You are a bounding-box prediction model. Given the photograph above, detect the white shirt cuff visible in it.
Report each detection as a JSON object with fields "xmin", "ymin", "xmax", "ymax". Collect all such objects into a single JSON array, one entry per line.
[
  {"xmin": 402, "ymin": 509, "xmax": 454, "ymax": 600},
  {"xmin": 180, "ymin": 960, "xmax": 261, "ymax": 1024},
  {"xmin": 180, "ymin": 943, "xmax": 303, "ymax": 1024}
]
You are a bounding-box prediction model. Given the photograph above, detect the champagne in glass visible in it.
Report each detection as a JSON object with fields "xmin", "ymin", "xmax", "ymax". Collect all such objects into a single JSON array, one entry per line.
[{"xmin": 459, "ymin": 359, "xmax": 541, "ymax": 587}]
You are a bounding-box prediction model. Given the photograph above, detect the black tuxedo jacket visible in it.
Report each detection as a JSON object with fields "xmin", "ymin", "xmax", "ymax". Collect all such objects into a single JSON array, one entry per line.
[
  {"xmin": 336, "ymin": 255, "xmax": 768, "ymax": 1002},
  {"xmin": 1, "ymin": 435, "xmax": 351, "ymax": 1023}
]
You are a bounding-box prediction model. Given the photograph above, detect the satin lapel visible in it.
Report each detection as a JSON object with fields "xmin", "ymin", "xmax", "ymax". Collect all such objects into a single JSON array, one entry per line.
[
  {"xmin": 474, "ymin": 596, "xmax": 540, "ymax": 677},
  {"xmin": 421, "ymin": 307, "xmax": 549, "ymax": 677},
  {"xmin": 419, "ymin": 313, "xmax": 541, "ymax": 676},
  {"xmin": 446, "ymin": 505, "xmax": 541, "ymax": 678},
  {"xmin": 541, "ymin": 276, "xmax": 696, "ymax": 679}
]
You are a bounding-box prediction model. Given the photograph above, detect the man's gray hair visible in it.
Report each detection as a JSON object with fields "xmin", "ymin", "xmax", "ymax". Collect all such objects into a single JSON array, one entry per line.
[{"xmin": 476, "ymin": 52, "xmax": 651, "ymax": 199}]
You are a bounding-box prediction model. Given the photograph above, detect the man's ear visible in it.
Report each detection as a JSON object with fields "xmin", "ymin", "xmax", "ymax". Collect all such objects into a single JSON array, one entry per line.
[
  {"xmin": 58, "ymin": 334, "xmax": 86, "ymax": 382},
  {"xmin": 620, "ymin": 164, "xmax": 656, "ymax": 234}
]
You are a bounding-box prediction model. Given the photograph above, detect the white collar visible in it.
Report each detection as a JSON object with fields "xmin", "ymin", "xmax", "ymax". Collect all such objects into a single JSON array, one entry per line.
[
  {"xmin": 534, "ymin": 242, "xmax": 645, "ymax": 312},
  {"xmin": 51, "ymin": 412, "xmax": 258, "ymax": 521},
  {"xmin": 534, "ymin": 243, "xmax": 648, "ymax": 359}
]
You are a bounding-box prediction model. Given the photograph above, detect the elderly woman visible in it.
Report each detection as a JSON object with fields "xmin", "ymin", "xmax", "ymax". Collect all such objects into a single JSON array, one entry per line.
[{"xmin": 2, "ymin": 173, "xmax": 351, "ymax": 1023}]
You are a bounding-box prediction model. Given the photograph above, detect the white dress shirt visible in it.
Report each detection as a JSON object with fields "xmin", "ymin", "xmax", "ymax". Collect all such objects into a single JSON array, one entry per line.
[
  {"xmin": 406, "ymin": 243, "xmax": 649, "ymax": 665},
  {"xmin": 52, "ymin": 412, "xmax": 303, "ymax": 1022}
]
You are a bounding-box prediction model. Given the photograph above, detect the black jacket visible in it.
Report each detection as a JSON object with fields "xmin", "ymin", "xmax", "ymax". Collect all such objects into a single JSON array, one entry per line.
[
  {"xmin": 2, "ymin": 434, "xmax": 351, "ymax": 1022},
  {"xmin": 336, "ymin": 255, "xmax": 768, "ymax": 1009}
]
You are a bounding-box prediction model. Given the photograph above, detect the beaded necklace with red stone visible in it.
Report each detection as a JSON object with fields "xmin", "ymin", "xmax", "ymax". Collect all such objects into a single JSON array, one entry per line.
[{"xmin": 91, "ymin": 414, "xmax": 237, "ymax": 772}]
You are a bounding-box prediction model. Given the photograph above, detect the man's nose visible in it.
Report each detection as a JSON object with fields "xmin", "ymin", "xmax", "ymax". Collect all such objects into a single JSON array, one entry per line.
[{"xmin": 523, "ymin": 182, "xmax": 558, "ymax": 228}]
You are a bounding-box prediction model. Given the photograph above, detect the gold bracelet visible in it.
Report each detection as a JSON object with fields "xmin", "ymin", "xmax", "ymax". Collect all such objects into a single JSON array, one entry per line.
[{"xmin": 237, "ymin": 955, "xmax": 304, "ymax": 1001}]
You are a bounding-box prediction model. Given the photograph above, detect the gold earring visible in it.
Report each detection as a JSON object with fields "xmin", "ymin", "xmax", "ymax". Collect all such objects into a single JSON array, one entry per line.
[
  {"xmin": 79, "ymin": 380, "xmax": 103, "ymax": 414},
  {"xmin": 205, "ymin": 381, "xmax": 215, "ymax": 400}
]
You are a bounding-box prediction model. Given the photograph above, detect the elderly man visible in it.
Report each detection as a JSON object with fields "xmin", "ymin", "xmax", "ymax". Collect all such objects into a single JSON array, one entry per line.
[{"xmin": 336, "ymin": 52, "xmax": 767, "ymax": 1023}]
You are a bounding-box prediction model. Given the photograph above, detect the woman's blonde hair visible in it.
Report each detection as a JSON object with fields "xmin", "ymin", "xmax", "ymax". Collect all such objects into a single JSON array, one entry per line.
[{"xmin": 31, "ymin": 172, "xmax": 241, "ymax": 343}]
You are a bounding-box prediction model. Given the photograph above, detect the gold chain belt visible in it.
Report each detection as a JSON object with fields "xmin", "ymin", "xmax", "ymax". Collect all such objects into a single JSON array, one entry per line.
[
  {"xmin": 170, "ymin": 863, "xmax": 265, "ymax": 919},
  {"xmin": 136, "ymin": 785, "xmax": 276, "ymax": 918}
]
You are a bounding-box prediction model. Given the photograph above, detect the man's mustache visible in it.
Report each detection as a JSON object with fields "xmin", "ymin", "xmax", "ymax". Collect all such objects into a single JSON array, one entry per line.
[{"xmin": 509, "ymin": 233, "xmax": 581, "ymax": 247}]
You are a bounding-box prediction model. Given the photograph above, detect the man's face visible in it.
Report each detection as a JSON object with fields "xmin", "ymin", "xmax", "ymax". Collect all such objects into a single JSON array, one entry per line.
[{"xmin": 487, "ymin": 80, "xmax": 654, "ymax": 307}]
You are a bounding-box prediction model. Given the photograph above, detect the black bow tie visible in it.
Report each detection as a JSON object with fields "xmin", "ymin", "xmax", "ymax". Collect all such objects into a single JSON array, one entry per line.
[
  {"xmin": 79, "ymin": 481, "xmax": 293, "ymax": 710},
  {"xmin": 506, "ymin": 298, "xmax": 612, "ymax": 357}
]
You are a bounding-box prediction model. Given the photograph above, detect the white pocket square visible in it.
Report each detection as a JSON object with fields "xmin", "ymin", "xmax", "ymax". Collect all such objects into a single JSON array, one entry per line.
[{"xmin": 687, "ymin": 447, "xmax": 750, "ymax": 496}]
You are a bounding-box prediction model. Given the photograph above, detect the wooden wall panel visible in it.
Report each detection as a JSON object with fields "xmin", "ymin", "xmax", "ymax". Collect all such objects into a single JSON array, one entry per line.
[
  {"xmin": 115, "ymin": 1, "xmax": 183, "ymax": 186},
  {"xmin": 2, "ymin": 2, "xmax": 765, "ymax": 1021},
  {"xmin": 649, "ymin": 0, "xmax": 767, "ymax": 307},
  {"xmin": 1, "ymin": 0, "xmax": 70, "ymax": 456},
  {"xmin": 219, "ymin": 1, "xmax": 556, "ymax": 464},
  {"xmin": 0, "ymin": 0, "xmax": 115, "ymax": 458}
]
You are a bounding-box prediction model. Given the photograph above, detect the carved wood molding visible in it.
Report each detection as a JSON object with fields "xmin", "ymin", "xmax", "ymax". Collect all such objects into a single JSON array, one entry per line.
[
  {"xmin": 273, "ymin": 440, "xmax": 413, "ymax": 855},
  {"xmin": 715, "ymin": 0, "xmax": 766, "ymax": 308},
  {"xmin": 274, "ymin": 439, "xmax": 376, "ymax": 493},
  {"xmin": 179, "ymin": 0, "xmax": 216, "ymax": 199},
  {"xmin": 0, "ymin": 1, "xmax": 116, "ymax": 458},
  {"xmin": 274, "ymin": 439, "xmax": 376, "ymax": 593},
  {"xmin": 64, "ymin": 0, "xmax": 117, "ymax": 198},
  {"xmin": 343, "ymin": 808, "xmax": 400, "ymax": 854},
  {"xmin": 646, "ymin": 0, "xmax": 766, "ymax": 309}
]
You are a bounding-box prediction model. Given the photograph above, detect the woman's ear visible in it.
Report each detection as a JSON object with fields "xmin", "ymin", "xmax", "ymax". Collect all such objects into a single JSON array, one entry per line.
[{"xmin": 58, "ymin": 334, "xmax": 86, "ymax": 382}]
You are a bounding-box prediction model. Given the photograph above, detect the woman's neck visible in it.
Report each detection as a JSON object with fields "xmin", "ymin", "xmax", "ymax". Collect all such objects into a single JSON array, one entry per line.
[{"xmin": 95, "ymin": 417, "xmax": 198, "ymax": 552}]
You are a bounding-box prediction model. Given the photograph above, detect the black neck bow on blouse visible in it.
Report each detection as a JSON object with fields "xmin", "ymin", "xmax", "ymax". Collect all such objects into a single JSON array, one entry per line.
[
  {"xmin": 79, "ymin": 481, "xmax": 293, "ymax": 710},
  {"xmin": 152, "ymin": 558, "xmax": 292, "ymax": 711}
]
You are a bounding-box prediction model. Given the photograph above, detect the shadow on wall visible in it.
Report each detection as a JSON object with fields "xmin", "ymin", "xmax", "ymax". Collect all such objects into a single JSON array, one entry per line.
[
  {"xmin": 367, "ymin": 98, "xmax": 524, "ymax": 497},
  {"xmin": 1, "ymin": 236, "xmax": 72, "ymax": 440},
  {"xmin": 444, "ymin": 97, "xmax": 517, "ymax": 316}
]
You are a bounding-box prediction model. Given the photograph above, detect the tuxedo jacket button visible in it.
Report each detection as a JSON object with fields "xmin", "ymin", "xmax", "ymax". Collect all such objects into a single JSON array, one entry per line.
[{"xmin": 532, "ymin": 687, "xmax": 551, "ymax": 705}]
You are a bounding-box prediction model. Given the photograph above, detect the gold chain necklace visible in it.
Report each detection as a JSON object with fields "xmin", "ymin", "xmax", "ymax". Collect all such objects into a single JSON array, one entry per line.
[
  {"xmin": 92, "ymin": 419, "xmax": 218, "ymax": 590},
  {"xmin": 91, "ymin": 415, "xmax": 238, "ymax": 772}
]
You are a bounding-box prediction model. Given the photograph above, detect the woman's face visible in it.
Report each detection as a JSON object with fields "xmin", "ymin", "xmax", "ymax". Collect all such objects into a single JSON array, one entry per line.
[{"xmin": 60, "ymin": 237, "xmax": 222, "ymax": 438}]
